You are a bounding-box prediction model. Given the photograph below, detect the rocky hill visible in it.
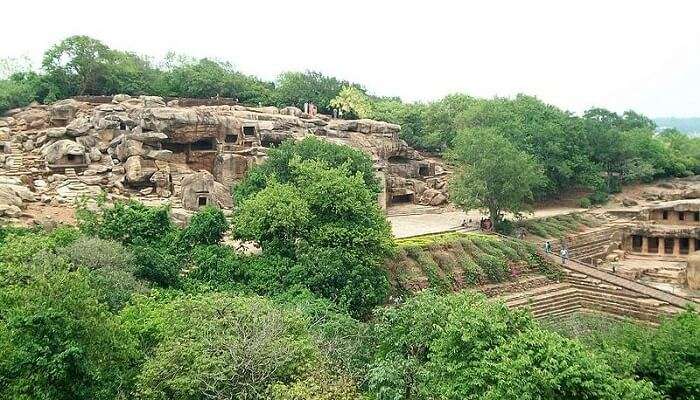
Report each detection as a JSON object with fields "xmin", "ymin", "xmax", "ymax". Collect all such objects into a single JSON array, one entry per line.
[{"xmin": 0, "ymin": 95, "xmax": 449, "ymax": 224}]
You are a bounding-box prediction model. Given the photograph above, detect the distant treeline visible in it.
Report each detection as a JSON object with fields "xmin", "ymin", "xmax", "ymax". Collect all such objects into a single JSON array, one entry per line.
[
  {"xmin": 2, "ymin": 35, "xmax": 699, "ymax": 200},
  {"xmin": 654, "ymin": 117, "xmax": 700, "ymax": 135}
]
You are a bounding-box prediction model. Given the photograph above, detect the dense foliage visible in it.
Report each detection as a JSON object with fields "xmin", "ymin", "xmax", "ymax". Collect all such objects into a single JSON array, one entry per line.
[
  {"xmin": 552, "ymin": 312, "xmax": 700, "ymax": 400},
  {"xmin": 0, "ymin": 219, "xmax": 695, "ymax": 399},
  {"xmin": 3, "ymin": 35, "xmax": 699, "ymax": 205},
  {"xmin": 233, "ymin": 138, "xmax": 393, "ymax": 317}
]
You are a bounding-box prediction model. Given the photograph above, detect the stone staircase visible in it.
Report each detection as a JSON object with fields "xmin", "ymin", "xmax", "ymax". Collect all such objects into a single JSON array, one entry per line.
[
  {"xmin": 55, "ymin": 167, "xmax": 93, "ymax": 203},
  {"xmin": 501, "ymin": 282, "xmax": 582, "ymax": 320},
  {"xmin": 4, "ymin": 142, "xmax": 24, "ymax": 174},
  {"xmin": 487, "ymin": 232, "xmax": 697, "ymax": 324},
  {"xmin": 551, "ymin": 226, "xmax": 623, "ymax": 264}
]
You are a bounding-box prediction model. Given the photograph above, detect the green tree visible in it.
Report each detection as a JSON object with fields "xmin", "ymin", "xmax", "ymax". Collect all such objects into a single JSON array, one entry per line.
[
  {"xmin": 123, "ymin": 293, "xmax": 316, "ymax": 400},
  {"xmin": 448, "ymin": 128, "xmax": 543, "ymax": 225},
  {"xmin": 233, "ymin": 136, "xmax": 380, "ymax": 202},
  {"xmin": 233, "ymin": 158, "xmax": 394, "ymax": 316},
  {"xmin": 330, "ymin": 85, "xmax": 373, "ymax": 119},
  {"xmin": 0, "ymin": 261, "xmax": 140, "ymax": 400},
  {"xmin": 275, "ymin": 71, "xmax": 362, "ymax": 113}
]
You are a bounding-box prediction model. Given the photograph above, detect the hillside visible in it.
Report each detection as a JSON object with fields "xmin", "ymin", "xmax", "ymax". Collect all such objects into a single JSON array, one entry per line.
[{"xmin": 654, "ymin": 117, "xmax": 700, "ymax": 135}]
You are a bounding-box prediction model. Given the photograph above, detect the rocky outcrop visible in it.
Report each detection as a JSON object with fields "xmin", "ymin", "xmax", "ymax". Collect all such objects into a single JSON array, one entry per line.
[
  {"xmin": 0, "ymin": 94, "xmax": 449, "ymax": 217},
  {"xmin": 181, "ymin": 170, "xmax": 233, "ymax": 210}
]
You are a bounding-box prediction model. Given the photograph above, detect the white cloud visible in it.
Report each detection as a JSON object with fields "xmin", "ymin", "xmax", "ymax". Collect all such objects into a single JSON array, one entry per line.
[{"xmin": 1, "ymin": 0, "xmax": 699, "ymax": 117}]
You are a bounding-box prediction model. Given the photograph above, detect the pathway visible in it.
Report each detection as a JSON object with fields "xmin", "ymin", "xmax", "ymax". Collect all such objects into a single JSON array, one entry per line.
[{"xmin": 389, "ymin": 207, "xmax": 585, "ymax": 238}]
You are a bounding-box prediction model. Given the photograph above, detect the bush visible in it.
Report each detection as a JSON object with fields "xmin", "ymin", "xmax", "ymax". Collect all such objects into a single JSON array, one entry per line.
[
  {"xmin": 589, "ymin": 190, "xmax": 609, "ymax": 205},
  {"xmin": 57, "ymin": 237, "xmax": 146, "ymax": 311},
  {"xmin": 95, "ymin": 201, "xmax": 173, "ymax": 246},
  {"xmin": 495, "ymin": 218, "xmax": 515, "ymax": 235},
  {"xmin": 579, "ymin": 197, "xmax": 592, "ymax": 208},
  {"xmin": 178, "ymin": 206, "xmax": 229, "ymax": 250},
  {"xmin": 131, "ymin": 240, "xmax": 181, "ymax": 287}
]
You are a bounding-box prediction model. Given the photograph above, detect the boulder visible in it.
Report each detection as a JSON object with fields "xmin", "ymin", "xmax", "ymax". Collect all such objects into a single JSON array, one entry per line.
[
  {"xmin": 621, "ymin": 198, "xmax": 638, "ymax": 207},
  {"xmin": 279, "ymin": 106, "xmax": 303, "ymax": 117},
  {"xmin": 687, "ymin": 251, "xmax": 700, "ymax": 290},
  {"xmin": 180, "ymin": 170, "xmax": 233, "ymax": 210},
  {"xmin": 127, "ymin": 131, "xmax": 168, "ymax": 143},
  {"xmin": 112, "ymin": 94, "xmax": 132, "ymax": 103},
  {"xmin": 145, "ymin": 150, "xmax": 173, "ymax": 161},
  {"xmin": 66, "ymin": 115, "xmax": 92, "ymax": 136},
  {"xmin": 124, "ymin": 156, "xmax": 157, "ymax": 184},
  {"xmin": 139, "ymin": 96, "xmax": 166, "ymax": 108},
  {"xmin": 0, "ymin": 204, "xmax": 22, "ymax": 218},
  {"xmin": 46, "ymin": 127, "xmax": 67, "ymax": 138},
  {"xmin": 115, "ymin": 139, "xmax": 146, "ymax": 161},
  {"xmin": 41, "ymin": 140, "xmax": 86, "ymax": 164}
]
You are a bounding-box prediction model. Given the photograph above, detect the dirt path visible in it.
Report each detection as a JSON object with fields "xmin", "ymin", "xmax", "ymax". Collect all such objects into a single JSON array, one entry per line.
[{"xmin": 389, "ymin": 207, "xmax": 585, "ymax": 238}]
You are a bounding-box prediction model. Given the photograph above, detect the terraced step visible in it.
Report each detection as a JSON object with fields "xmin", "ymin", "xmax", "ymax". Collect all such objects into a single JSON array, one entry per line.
[{"xmin": 500, "ymin": 282, "xmax": 572, "ymax": 303}]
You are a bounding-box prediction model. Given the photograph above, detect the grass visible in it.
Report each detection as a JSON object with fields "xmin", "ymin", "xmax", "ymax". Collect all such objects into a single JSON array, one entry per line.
[
  {"xmin": 389, "ymin": 232, "xmax": 562, "ymax": 293},
  {"xmin": 521, "ymin": 213, "xmax": 600, "ymax": 239}
]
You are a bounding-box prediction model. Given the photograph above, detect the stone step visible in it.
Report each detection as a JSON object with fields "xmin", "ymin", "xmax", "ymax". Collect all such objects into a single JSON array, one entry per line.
[
  {"xmin": 499, "ymin": 282, "xmax": 572, "ymax": 303},
  {"xmin": 532, "ymin": 303, "xmax": 582, "ymax": 319},
  {"xmin": 504, "ymin": 286, "xmax": 578, "ymax": 308},
  {"xmin": 522, "ymin": 293, "xmax": 581, "ymax": 314}
]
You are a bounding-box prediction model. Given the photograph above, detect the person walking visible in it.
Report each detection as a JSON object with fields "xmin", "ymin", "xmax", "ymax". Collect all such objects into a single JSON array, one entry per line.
[
  {"xmin": 544, "ymin": 241, "xmax": 551, "ymax": 254},
  {"xmin": 304, "ymin": 102, "xmax": 309, "ymax": 114},
  {"xmin": 560, "ymin": 247, "xmax": 568, "ymax": 264}
]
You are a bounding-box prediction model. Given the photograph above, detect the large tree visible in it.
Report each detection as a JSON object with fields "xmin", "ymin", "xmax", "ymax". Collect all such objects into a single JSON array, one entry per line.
[
  {"xmin": 447, "ymin": 128, "xmax": 543, "ymax": 225},
  {"xmin": 233, "ymin": 155, "xmax": 394, "ymax": 317}
]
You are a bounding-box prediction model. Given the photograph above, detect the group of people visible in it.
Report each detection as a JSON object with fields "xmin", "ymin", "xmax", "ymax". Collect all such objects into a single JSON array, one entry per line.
[
  {"xmin": 303, "ymin": 102, "xmax": 318, "ymax": 116},
  {"xmin": 544, "ymin": 240, "xmax": 569, "ymax": 264}
]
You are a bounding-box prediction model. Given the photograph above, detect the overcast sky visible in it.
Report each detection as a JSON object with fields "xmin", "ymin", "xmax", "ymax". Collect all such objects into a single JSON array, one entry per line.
[{"xmin": 2, "ymin": 0, "xmax": 699, "ymax": 117}]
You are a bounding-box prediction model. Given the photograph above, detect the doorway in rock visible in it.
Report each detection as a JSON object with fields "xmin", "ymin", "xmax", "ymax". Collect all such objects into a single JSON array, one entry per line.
[
  {"xmin": 631, "ymin": 235, "xmax": 642, "ymax": 252},
  {"xmin": 419, "ymin": 164, "xmax": 429, "ymax": 176},
  {"xmin": 648, "ymin": 237, "xmax": 659, "ymax": 254},
  {"xmin": 198, "ymin": 196, "xmax": 208, "ymax": 207},
  {"xmin": 680, "ymin": 237, "xmax": 690, "ymax": 255},
  {"xmin": 664, "ymin": 238, "xmax": 674, "ymax": 254},
  {"xmin": 191, "ymin": 138, "xmax": 216, "ymax": 151},
  {"xmin": 391, "ymin": 193, "xmax": 414, "ymax": 204}
]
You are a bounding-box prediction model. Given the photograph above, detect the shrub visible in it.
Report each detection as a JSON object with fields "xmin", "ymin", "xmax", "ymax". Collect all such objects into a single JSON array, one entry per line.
[
  {"xmin": 131, "ymin": 240, "xmax": 181, "ymax": 287},
  {"xmin": 495, "ymin": 218, "xmax": 515, "ymax": 235},
  {"xmin": 178, "ymin": 206, "xmax": 229, "ymax": 250},
  {"xmin": 579, "ymin": 197, "xmax": 592, "ymax": 208},
  {"xmin": 589, "ymin": 190, "xmax": 609, "ymax": 205},
  {"xmin": 96, "ymin": 201, "xmax": 173, "ymax": 245},
  {"xmin": 57, "ymin": 237, "xmax": 146, "ymax": 311}
]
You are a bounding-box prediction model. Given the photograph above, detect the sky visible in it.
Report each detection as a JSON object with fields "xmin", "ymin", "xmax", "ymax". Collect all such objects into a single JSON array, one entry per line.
[{"xmin": 1, "ymin": 0, "xmax": 699, "ymax": 118}]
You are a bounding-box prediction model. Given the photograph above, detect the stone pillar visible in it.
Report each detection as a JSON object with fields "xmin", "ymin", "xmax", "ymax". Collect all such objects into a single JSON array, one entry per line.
[
  {"xmin": 642, "ymin": 236, "xmax": 649, "ymax": 254},
  {"xmin": 659, "ymin": 237, "xmax": 665, "ymax": 255},
  {"xmin": 673, "ymin": 238, "xmax": 681, "ymax": 256},
  {"xmin": 691, "ymin": 238, "xmax": 696, "ymax": 253}
]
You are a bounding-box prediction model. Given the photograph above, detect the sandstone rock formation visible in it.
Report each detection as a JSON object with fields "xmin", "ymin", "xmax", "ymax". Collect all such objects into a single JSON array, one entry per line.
[{"xmin": 0, "ymin": 95, "xmax": 449, "ymax": 217}]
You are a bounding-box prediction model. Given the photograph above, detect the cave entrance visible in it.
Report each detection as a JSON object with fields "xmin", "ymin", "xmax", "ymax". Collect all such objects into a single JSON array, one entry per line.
[
  {"xmin": 664, "ymin": 238, "xmax": 674, "ymax": 254},
  {"xmin": 388, "ymin": 155, "xmax": 410, "ymax": 164},
  {"xmin": 679, "ymin": 237, "xmax": 690, "ymax": 255},
  {"xmin": 648, "ymin": 237, "xmax": 659, "ymax": 254},
  {"xmin": 631, "ymin": 235, "xmax": 642, "ymax": 252},
  {"xmin": 419, "ymin": 164, "xmax": 429, "ymax": 176},
  {"xmin": 191, "ymin": 138, "xmax": 216, "ymax": 151},
  {"xmin": 225, "ymin": 134, "xmax": 237, "ymax": 144},
  {"xmin": 243, "ymin": 125, "xmax": 257, "ymax": 137},
  {"xmin": 392, "ymin": 193, "xmax": 414, "ymax": 204},
  {"xmin": 163, "ymin": 142, "xmax": 188, "ymax": 153}
]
